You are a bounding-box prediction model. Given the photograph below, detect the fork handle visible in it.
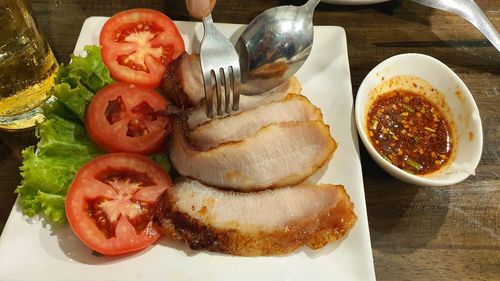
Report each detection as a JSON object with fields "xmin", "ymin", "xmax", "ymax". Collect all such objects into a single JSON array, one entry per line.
[
  {"xmin": 202, "ymin": 14, "xmax": 217, "ymax": 37},
  {"xmin": 202, "ymin": 14, "xmax": 214, "ymax": 25}
]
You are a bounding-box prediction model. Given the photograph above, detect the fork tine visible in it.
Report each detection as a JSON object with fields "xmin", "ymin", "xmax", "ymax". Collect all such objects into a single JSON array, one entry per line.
[
  {"xmin": 222, "ymin": 68, "xmax": 231, "ymax": 114},
  {"xmin": 202, "ymin": 68, "xmax": 214, "ymax": 118},
  {"xmin": 231, "ymin": 65, "xmax": 241, "ymax": 111},
  {"xmin": 200, "ymin": 13, "xmax": 241, "ymax": 117},
  {"xmin": 214, "ymin": 68, "xmax": 223, "ymax": 116}
]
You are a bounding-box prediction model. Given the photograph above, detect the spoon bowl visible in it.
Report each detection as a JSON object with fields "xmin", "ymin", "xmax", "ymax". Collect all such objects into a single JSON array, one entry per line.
[{"xmin": 235, "ymin": 0, "xmax": 320, "ymax": 95}]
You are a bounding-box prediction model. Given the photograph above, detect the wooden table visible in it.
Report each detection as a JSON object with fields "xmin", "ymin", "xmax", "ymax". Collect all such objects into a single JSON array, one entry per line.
[{"xmin": 1, "ymin": 0, "xmax": 499, "ymax": 280}]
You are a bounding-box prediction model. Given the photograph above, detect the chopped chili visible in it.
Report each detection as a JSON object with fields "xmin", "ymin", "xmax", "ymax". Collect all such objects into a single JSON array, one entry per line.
[{"xmin": 367, "ymin": 90, "xmax": 453, "ymax": 175}]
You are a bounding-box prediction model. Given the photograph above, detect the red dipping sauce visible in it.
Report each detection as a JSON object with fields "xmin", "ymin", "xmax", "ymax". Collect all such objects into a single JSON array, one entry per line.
[{"xmin": 366, "ymin": 90, "xmax": 453, "ymax": 175}]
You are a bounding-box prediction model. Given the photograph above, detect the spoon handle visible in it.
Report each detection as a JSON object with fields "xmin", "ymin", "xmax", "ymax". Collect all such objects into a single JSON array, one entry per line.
[
  {"xmin": 462, "ymin": 1, "xmax": 500, "ymax": 52},
  {"xmin": 303, "ymin": 0, "xmax": 321, "ymax": 11},
  {"xmin": 412, "ymin": 0, "xmax": 500, "ymax": 52}
]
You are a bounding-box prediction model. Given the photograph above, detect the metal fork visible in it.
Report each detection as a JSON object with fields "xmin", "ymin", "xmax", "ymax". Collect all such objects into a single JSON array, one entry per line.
[
  {"xmin": 412, "ymin": 0, "xmax": 500, "ymax": 52},
  {"xmin": 200, "ymin": 14, "xmax": 241, "ymax": 118}
]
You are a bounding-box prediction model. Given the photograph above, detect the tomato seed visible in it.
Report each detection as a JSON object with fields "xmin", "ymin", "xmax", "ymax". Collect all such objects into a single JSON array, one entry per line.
[
  {"xmin": 105, "ymin": 96, "xmax": 126, "ymax": 124},
  {"xmin": 88, "ymin": 198, "xmax": 117, "ymax": 239},
  {"xmin": 126, "ymin": 118, "xmax": 149, "ymax": 137},
  {"xmin": 130, "ymin": 101, "xmax": 156, "ymax": 121}
]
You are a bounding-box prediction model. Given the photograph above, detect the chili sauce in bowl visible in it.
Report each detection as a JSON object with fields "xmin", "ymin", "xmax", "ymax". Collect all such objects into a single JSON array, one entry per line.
[
  {"xmin": 355, "ymin": 53, "xmax": 482, "ymax": 186},
  {"xmin": 366, "ymin": 89, "xmax": 453, "ymax": 175}
]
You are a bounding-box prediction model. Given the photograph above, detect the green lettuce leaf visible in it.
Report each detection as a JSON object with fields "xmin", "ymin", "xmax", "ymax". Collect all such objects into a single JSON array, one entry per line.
[
  {"xmin": 16, "ymin": 45, "xmax": 112, "ymax": 223},
  {"xmin": 149, "ymin": 153, "xmax": 171, "ymax": 173},
  {"xmin": 56, "ymin": 45, "xmax": 114, "ymax": 93},
  {"xmin": 50, "ymin": 83, "xmax": 94, "ymax": 122},
  {"xmin": 16, "ymin": 45, "xmax": 171, "ymax": 224},
  {"xmin": 17, "ymin": 117, "xmax": 101, "ymax": 222}
]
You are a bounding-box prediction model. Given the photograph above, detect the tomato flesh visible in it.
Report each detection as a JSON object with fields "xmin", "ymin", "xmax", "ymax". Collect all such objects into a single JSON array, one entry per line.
[
  {"xmin": 113, "ymin": 22, "xmax": 174, "ymax": 72},
  {"xmin": 65, "ymin": 153, "xmax": 172, "ymax": 255},
  {"xmin": 86, "ymin": 82, "xmax": 171, "ymax": 155},
  {"xmin": 100, "ymin": 9, "xmax": 185, "ymax": 88}
]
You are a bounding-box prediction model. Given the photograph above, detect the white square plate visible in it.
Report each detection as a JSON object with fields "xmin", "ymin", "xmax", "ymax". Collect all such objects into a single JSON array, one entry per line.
[{"xmin": 0, "ymin": 17, "xmax": 375, "ymax": 281}]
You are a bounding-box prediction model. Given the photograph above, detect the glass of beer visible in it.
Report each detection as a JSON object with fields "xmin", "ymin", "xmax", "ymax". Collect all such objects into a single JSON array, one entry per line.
[{"xmin": 0, "ymin": 0, "xmax": 59, "ymax": 131}]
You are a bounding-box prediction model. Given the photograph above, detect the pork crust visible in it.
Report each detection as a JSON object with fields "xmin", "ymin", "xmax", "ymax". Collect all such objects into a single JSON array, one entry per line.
[
  {"xmin": 161, "ymin": 52, "xmax": 198, "ymax": 108},
  {"xmin": 156, "ymin": 183, "xmax": 357, "ymax": 256}
]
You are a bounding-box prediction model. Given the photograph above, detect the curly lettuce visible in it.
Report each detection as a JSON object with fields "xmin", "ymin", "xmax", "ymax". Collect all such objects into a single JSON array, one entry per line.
[
  {"xmin": 16, "ymin": 45, "xmax": 171, "ymax": 224},
  {"xmin": 16, "ymin": 45, "xmax": 111, "ymax": 223}
]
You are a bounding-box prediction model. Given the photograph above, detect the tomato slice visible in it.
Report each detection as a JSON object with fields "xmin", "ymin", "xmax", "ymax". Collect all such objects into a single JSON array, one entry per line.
[
  {"xmin": 86, "ymin": 82, "xmax": 170, "ymax": 155},
  {"xmin": 65, "ymin": 153, "xmax": 172, "ymax": 255},
  {"xmin": 100, "ymin": 9, "xmax": 185, "ymax": 88}
]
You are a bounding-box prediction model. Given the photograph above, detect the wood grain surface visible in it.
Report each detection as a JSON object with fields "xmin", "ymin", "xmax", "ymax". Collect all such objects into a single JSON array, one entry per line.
[{"xmin": 1, "ymin": 0, "xmax": 499, "ymax": 280}]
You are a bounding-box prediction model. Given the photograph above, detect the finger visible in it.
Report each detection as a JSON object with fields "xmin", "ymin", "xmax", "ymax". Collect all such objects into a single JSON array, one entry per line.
[{"xmin": 186, "ymin": 0, "xmax": 216, "ymax": 19}]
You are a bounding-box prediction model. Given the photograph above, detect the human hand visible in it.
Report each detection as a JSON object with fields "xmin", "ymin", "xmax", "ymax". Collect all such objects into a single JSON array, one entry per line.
[{"xmin": 185, "ymin": 0, "xmax": 216, "ymax": 19}]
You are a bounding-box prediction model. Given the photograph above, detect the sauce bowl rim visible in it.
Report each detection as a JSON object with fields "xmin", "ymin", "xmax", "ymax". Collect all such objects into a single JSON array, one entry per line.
[{"xmin": 354, "ymin": 53, "xmax": 483, "ymax": 186}]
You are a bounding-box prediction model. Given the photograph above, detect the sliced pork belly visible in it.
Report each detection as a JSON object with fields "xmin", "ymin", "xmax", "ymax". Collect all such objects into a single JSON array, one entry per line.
[
  {"xmin": 189, "ymin": 94, "xmax": 322, "ymax": 150},
  {"xmin": 161, "ymin": 52, "xmax": 203, "ymax": 108},
  {"xmin": 168, "ymin": 117, "xmax": 337, "ymax": 191},
  {"xmin": 186, "ymin": 76, "xmax": 301, "ymax": 128},
  {"xmin": 161, "ymin": 52, "xmax": 301, "ymax": 111},
  {"xmin": 156, "ymin": 179, "xmax": 357, "ymax": 256}
]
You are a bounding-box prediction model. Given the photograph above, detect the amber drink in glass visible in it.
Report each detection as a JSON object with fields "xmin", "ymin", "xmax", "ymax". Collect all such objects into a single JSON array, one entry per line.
[{"xmin": 0, "ymin": 0, "xmax": 58, "ymax": 130}]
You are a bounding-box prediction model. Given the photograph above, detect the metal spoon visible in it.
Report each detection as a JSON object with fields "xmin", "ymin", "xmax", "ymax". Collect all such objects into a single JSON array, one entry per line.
[
  {"xmin": 235, "ymin": 0, "xmax": 320, "ymax": 95},
  {"xmin": 412, "ymin": 0, "xmax": 500, "ymax": 52}
]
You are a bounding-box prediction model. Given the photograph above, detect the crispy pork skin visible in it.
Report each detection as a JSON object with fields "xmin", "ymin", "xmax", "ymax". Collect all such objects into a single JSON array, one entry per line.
[
  {"xmin": 156, "ymin": 179, "xmax": 357, "ymax": 256},
  {"xmin": 186, "ymin": 76, "xmax": 301, "ymax": 128},
  {"xmin": 189, "ymin": 94, "xmax": 322, "ymax": 150},
  {"xmin": 161, "ymin": 52, "xmax": 202, "ymax": 108},
  {"xmin": 161, "ymin": 53, "xmax": 301, "ymax": 110},
  {"xmin": 168, "ymin": 117, "xmax": 337, "ymax": 191}
]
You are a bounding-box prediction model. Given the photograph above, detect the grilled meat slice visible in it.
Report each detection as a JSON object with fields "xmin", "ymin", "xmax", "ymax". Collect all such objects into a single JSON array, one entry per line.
[
  {"xmin": 186, "ymin": 76, "xmax": 301, "ymax": 128},
  {"xmin": 168, "ymin": 117, "xmax": 337, "ymax": 191},
  {"xmin": 160, "ymin": 51, "xmax": 300, "ymax": 113},
  {"xmin": 161, "ymin": 52, "xmax": 203, "ymax": 108},
  {"xmin": 189, "ymin": 94, "xmax": 322, "ymax": 150},
  {"xmin": 156, "ymin": 179, "xmax": 357, "ymax": 256}
]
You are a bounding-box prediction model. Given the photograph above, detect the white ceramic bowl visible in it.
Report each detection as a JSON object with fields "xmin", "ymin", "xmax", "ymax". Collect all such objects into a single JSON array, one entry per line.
[{"xmin": 355, "ymin": 53, "xmax": 483, "ymax": 186}]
